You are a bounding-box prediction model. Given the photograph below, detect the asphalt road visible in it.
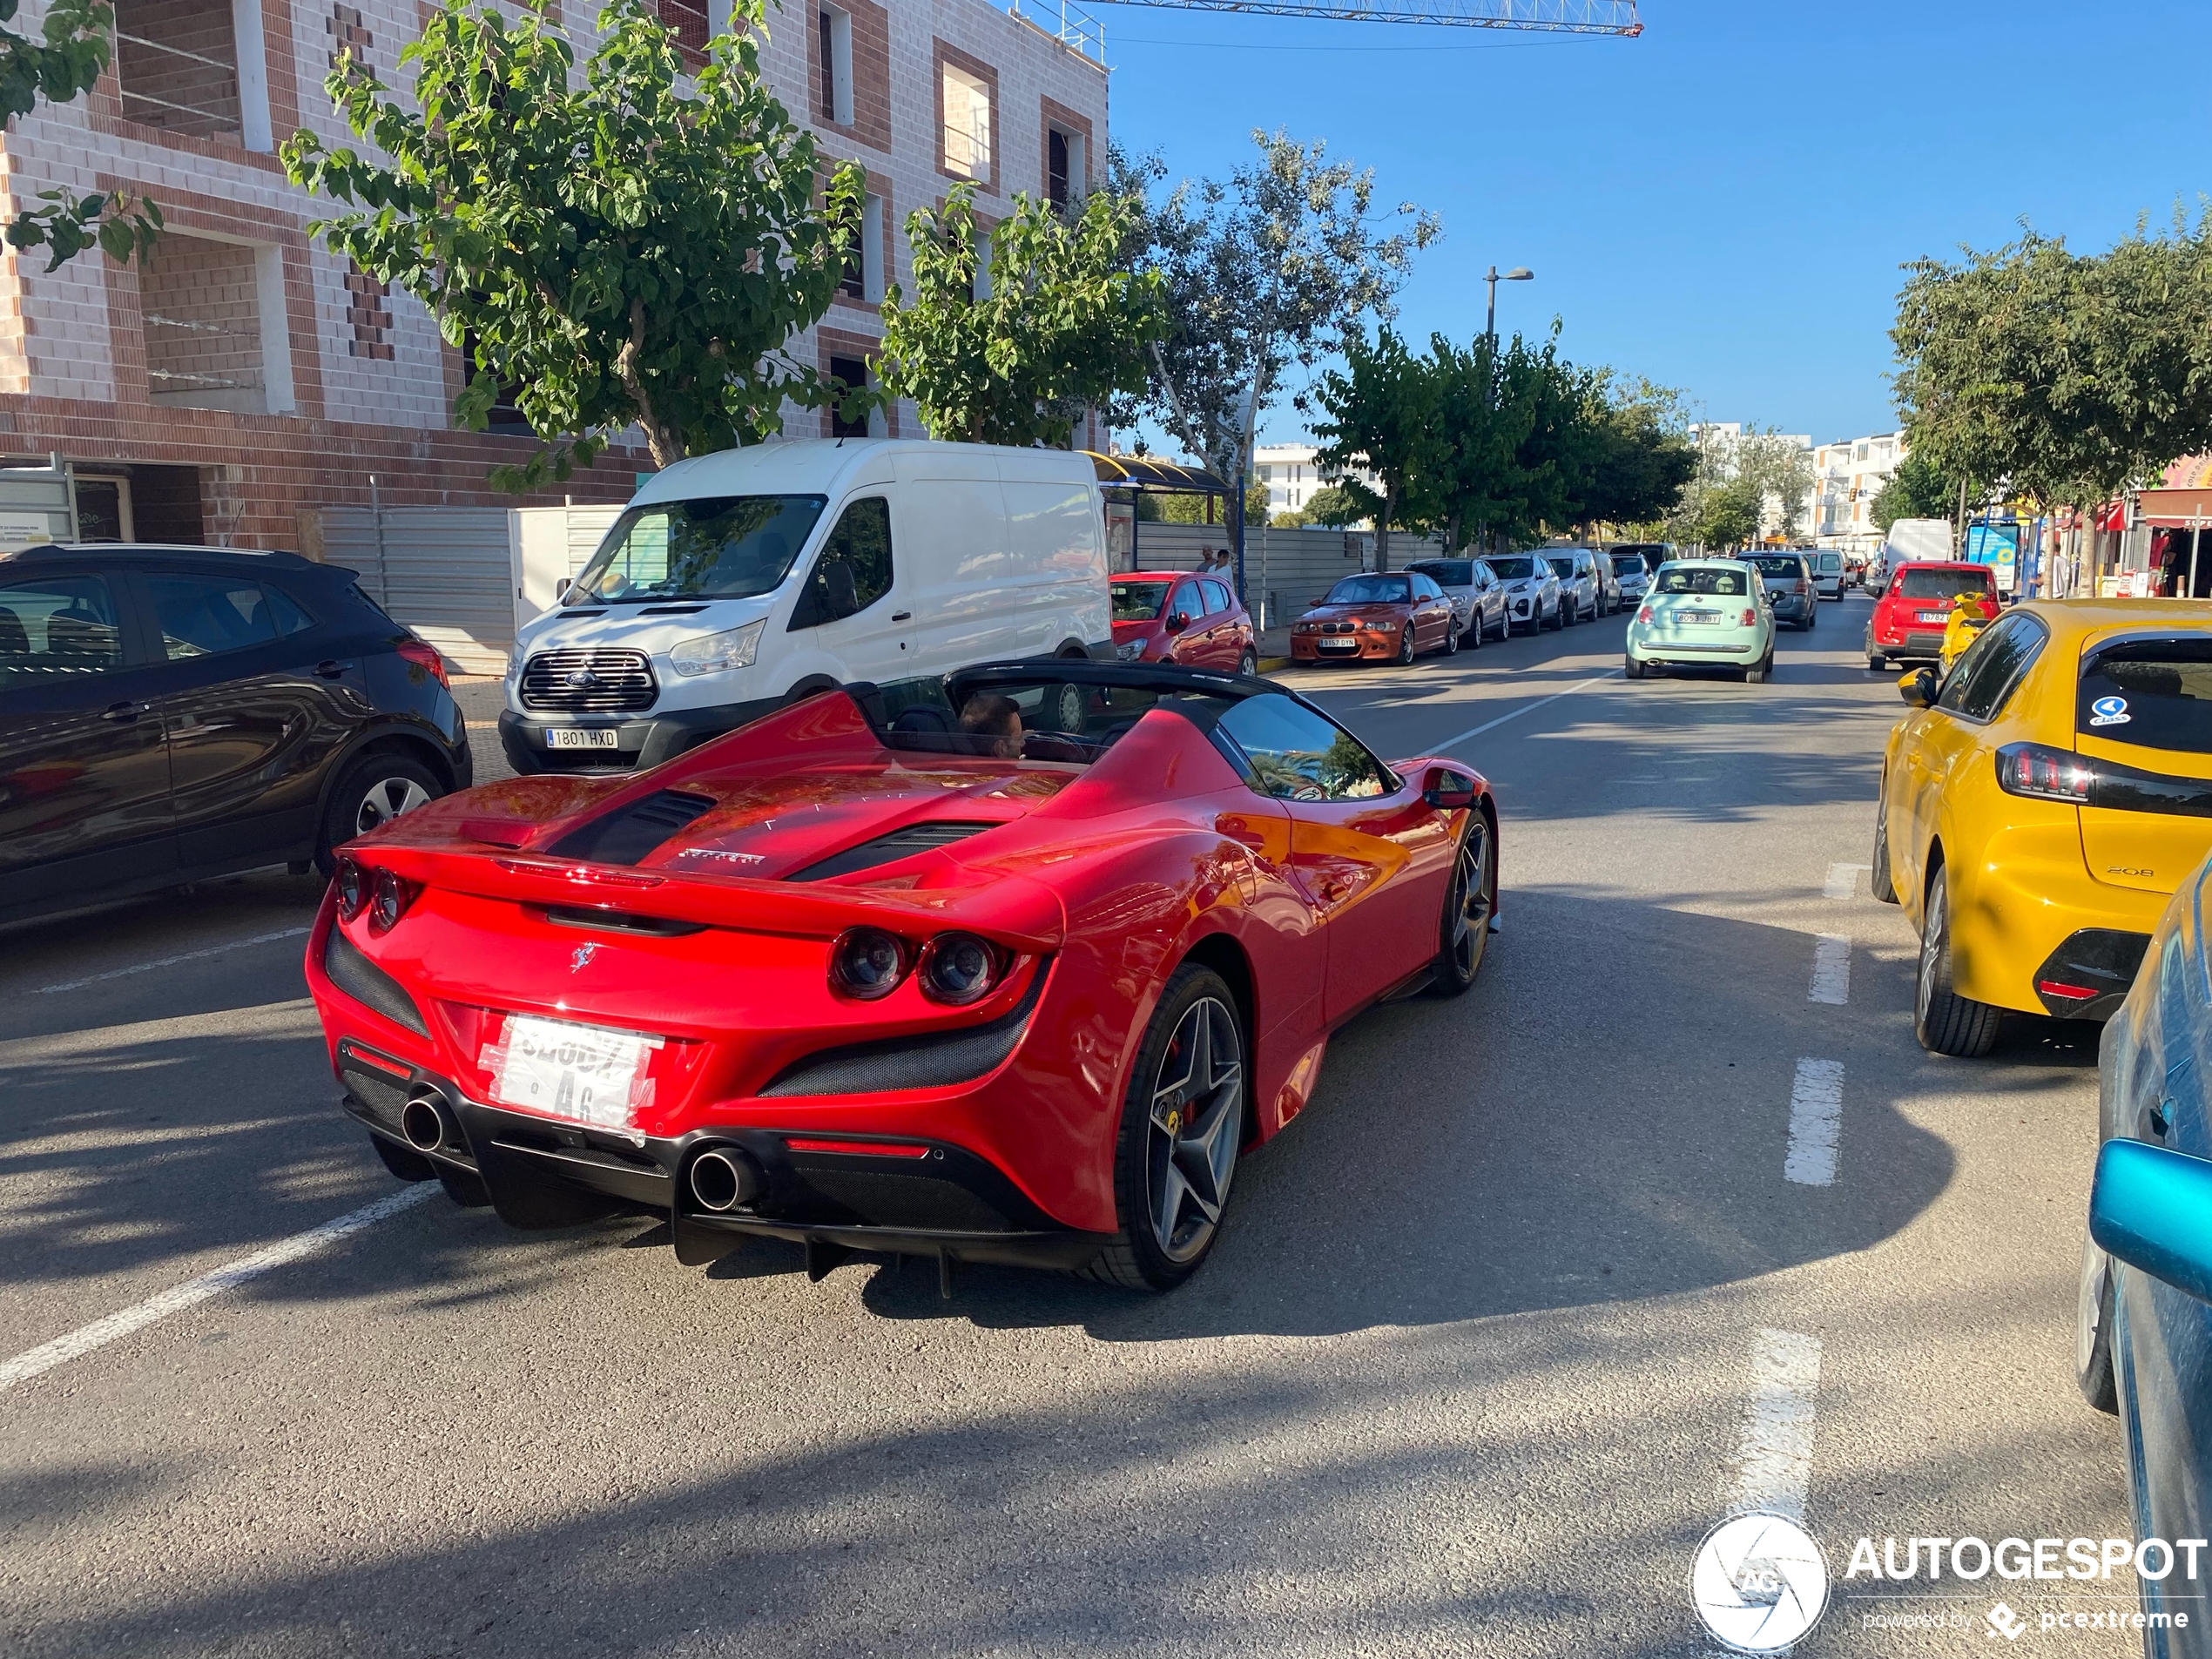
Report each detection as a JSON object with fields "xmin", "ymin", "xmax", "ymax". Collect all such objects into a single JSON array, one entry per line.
[{"xmin": 0, "ymin": 592, "xmax": 2139, "ymax": 1656}]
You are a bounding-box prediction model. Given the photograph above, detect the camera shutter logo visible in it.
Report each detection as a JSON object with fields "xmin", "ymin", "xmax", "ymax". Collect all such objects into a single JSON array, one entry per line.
[{"xmin": 1689, "ymin": 1513, "xmax": 1830, "ymax": 1653}]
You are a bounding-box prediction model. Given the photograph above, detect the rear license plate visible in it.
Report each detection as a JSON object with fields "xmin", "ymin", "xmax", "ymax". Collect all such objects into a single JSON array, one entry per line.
[
  {"xmin": 487, "ymin": 1015, "xmax": 660, "ymax": 1130},
  {"xmin": 1915, "ymin": 610, "xmax": 1949, "ymax": 624},
  {"xmin": 1680, "ymin": 610, "xmax": 1720, "ymax": 624},
  {"xmin": 545, "ymin": 727, "xmax": 620, "ymax": 750}
]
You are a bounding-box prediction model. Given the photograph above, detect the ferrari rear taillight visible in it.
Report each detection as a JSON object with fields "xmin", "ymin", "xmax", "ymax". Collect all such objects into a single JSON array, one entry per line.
[
  {"xmin": 369, "ymin": 867, "xmax": 417, "ymax": 932},
  {"xmin": 334, "ymin": 854, "xmax": 368, "ymax": 921},
  {"xmin": 918, "ymin": 932, "xmax": 1004, "ymax": 1005},
  {"xmin": 830, "ymin": 927, "xmax": 909, "ymax": 1000},
  {"xmin": 1996, "ymin": 741, "xmax": 2092, "ymax": 804},
  {"xmin": 396, "ymin": 637, "xmax": 449, "ymax": 688}
]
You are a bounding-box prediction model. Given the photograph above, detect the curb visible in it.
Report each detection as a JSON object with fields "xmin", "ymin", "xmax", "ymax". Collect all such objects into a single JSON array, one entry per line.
[{"xmin": 1258, "ymin": 656, "xmax": 1292, "ymax": 673}]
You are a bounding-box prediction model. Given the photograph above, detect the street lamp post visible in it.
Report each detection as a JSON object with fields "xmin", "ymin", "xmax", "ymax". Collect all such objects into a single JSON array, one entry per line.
[{"xmin": 1485, "ymin": 265, "xmax": 1534, "ymax": 346}]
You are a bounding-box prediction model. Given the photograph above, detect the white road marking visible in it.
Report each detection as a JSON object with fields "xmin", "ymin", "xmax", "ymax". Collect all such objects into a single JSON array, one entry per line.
[
  {"xmin": 1728, "ymin": 1327, "xmax": 1824, "ymax": 1520},
  {"xmin": 33, "ymin": 927, "xmax": 310, "ymax": 995},
  {"xmin": 1824, "ymin": 862, "xmax": 1870, "ymax": 900},
  {"xmin": 1808, "ymin": 935, "xmax": 1851, "ymax": 1006},
  {"xmin": 0, "ymin": 1184, "xmax": 435, "ymax": 1395},
  {"xmin": 1435, "ymin": 671, "xmax": 1620, "ymax": 753},
  {"xmin": 1783, "ymin": 1059, "xmax": 1845, "ymax": 1187}
]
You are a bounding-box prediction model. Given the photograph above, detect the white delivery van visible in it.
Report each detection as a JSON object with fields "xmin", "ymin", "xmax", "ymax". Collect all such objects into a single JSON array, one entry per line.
[{"xmin": 497, "ymin": 439, "xmax": 1113, "ymax": 773}]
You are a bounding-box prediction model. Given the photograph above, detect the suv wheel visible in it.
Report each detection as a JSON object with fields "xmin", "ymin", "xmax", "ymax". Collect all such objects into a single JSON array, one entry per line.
[{"xmin": 319, "ymin": 752, "xmax": 443, "ymax": 874}]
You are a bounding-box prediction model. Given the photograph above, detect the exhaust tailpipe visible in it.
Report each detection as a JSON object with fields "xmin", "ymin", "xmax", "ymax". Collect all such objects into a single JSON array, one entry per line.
[
  {"xmin": 401, "ymin": 1091, "xmax": 452, "ymax": 1154},
  {"xmin": 689, "ymin": 1147, "xmax": 764, "ymax": 1212}
]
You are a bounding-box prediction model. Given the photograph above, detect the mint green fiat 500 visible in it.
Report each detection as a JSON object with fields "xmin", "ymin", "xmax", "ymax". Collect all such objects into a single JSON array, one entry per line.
[{"xmin": 1624, "ymin": 558, "xmax": 1778, "ymax": 684}]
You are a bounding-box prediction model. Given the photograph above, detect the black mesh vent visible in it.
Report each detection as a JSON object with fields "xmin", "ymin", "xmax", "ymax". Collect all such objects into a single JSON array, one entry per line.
[
  {"xmin": 340, "ymin": 1059, "xmax": 410, "ymax": 1130},
  {"xmin": 323, "ymin": 928, "xmax": 428, "ymax": 1036},
  {"xmin": 759, "ymin": 965, "xmax": 1047, "ymax": 1097},
  {"xmin": 786, "ymin": 820, "xmax": 999, "ymax": 882},
  {"xmin": 550, "ymin": 789, "xmax": 717, "ymax": 865}
]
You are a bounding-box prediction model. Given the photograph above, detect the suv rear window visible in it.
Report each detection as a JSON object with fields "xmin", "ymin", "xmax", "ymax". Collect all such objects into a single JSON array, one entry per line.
[
  {"xmin": 2080, "ymin": 640, "xmax": 2212, "ymax": 754},
  {"xmin": 1898, "ymin": 569, "xmax": 1993, "ymax": 601}
]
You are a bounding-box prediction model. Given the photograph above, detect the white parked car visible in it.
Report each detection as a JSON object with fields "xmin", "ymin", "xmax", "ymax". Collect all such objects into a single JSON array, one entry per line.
[
  {"xmin": 1609, "ymin": 550, "xmax": 1651, "ymax": 607},
  {"xmin": 498, "ymin": 440, "xmax": 1112, "ymax": 774},
  {"xmin": 1484, "ymin": 554, "xmax": 1563, "ymax": 634}
]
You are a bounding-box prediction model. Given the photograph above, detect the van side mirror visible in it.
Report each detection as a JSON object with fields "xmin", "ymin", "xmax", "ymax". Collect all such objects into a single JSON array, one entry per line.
[
  {"xmin": 1898, "ymin": 667, "xmax": 1939, "ymax": 708},
  {"xmin": 824, "ymin": 559, "xmax": 860, "ymax": 621},
  {"xmin": 556, "ymin": 579, "xmax": 574, "ymax": 606}
]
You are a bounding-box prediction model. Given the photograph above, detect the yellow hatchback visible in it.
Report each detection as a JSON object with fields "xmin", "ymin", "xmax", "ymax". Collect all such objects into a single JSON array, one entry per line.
[{"xmin": 1875, "ymin": 600, "xmax": 2212, "ymax": 1055}]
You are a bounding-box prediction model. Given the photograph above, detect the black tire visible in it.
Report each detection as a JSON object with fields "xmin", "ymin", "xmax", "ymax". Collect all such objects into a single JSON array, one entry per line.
[
  {"xmin": 1545, "ymin": 601, "xmax": 1561, "ymax": 632},
  {"xmin": 1914, "ymin": 865, "xmax": 2004, "ymax": 1057},
  {"xmin": 1396, "ymin": 626, "xmax": 1415, "ymax": 666},
  {"xmin": 2077, "ymin": 1228, "xmax": 2120, "ymax": 1414},
  {"xmin": 1086, "ymin": 965, "xmax": 1246, "ymax": 1291},
  {"xmin": 370, "ymin": 1133, "xmax": 435, "ymax": 1184},
  {"xmin": 1867, "ymin": 651, "xmax": 1887, "ymax": 672},
  {"xmin": 1442, "ymin": 620, "xmax": 1460, "ymax": 657},
  {"xmin": 317, "ymin": 752, "xmax": 445, "ymax": 875},
  {"xmin": 1237, "ymin": 649, "xmax": 1258, "ymax": 678},
  {"xmin": 1624, "ymin": 654, "xmax": 1645, "ymax": 680},
  {"xmin": 1429, "ymin": 816, "xmax": 1495, "ymax": 996},
  {"xmin": 1871, "ymin": 797, "xmax": 1899, "ymax": 903},
  {"xmin": 1464, "ymin": 618, "xmax": 1483, "ymax": 651}
]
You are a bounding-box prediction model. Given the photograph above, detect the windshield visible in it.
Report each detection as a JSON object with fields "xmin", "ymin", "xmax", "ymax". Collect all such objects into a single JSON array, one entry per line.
[
  {"xmin": 1898, "ymin": 569, "xmax": 1994, "ymax": 601},
  {"xmin": 1816, "ymin": 554, "xmax": 1842, "ymax": 571},
  {"xmin": 1656, "ymin": 567, "xmax": 1748, "ymax": 597},
  {"xmin": 1547, "ymin": 556, "xmax": 1579, "ymax": 578},
  {"xmin": 1325, "ymin": 576, "xmax": 1413, "ymax": 605},
  {"xmin": 2080, "ymin": 641, "xmax": 2212, "ymax": 755},
  {"xmin": 1612, "ymin": 556, "xmax": 1645, "ymax": 577},
  {"xmin": 1409, "ymin": 561, "xmax": 1474, "ymax": 587},
  {"xmin": 1110, "ymin": 580, "xmax": 1172, "ymax": 623},
  {"xmin": 573, "ymin": 496, "xmax": 828, "ymax": 604},
  {"xmin": 878, "ymin": 674, "xmax": 1235, "ymax": 765},
  {"xmin": 1487, "ymin": 557, "xmax": 1540, "ymax": 581}
]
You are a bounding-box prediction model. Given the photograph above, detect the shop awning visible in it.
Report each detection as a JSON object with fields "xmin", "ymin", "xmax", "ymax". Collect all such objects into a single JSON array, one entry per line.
[
  {"xmin": 1083, "ymin": 452, "xmax": 1229, "ymax": 495},
  {"xmin": 2137, "ymin": 488, "xmax": 2212, "ymax": 528}
]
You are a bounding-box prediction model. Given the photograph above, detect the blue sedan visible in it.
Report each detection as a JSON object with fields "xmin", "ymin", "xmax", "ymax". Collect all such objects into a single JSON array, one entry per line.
[{"xmin": 2081, "ymin": 852, "xmax": 2212, "ymax": 1651}]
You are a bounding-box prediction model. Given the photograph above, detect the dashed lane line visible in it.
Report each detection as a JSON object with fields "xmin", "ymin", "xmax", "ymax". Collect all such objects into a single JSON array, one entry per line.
[
  {"xmin": 1809, "ymin": 935, "xmax": 1851, "ymax": 1007},
  {"xmin": 0, "ymin": 1184, "xmax": 436, "ymax": 1396},
  {"xmin": 1824, "ymin": 862, "xmax": 1871, "ymax": 901},
  {"xmin": 1434, "ymin": 670, "xmax": 1621, "ymax": 754},
  {"xmin": 1784, "ymin": 1060, "xmax": 1845, "ymax": 1187},
  {"xmin": 1728, "ymin": 1327, "xmax": 1824, "ymax": 1520},
  {"xmin": 32, "ymin": 926, "xmax": 310, "ymax": 995}
]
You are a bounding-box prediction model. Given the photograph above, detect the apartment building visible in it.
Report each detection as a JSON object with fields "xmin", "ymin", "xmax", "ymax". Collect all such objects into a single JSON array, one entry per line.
[
  {"xmin": 0, "ymin": 0, "xmax": 1108, "ymax": 548},
  {"xmin": 1809, "ymin": 429, "xmax": 1905, "ymax": 553},
  {"xmin": 1253, "ymin": 441, "xmax": 1378, "ymax": 522}
]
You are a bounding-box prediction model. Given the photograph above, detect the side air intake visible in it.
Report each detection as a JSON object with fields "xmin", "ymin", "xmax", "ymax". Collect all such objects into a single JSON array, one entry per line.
[{"xmin": 323, "ymin": 927, "xmax": 429, "ymax": 1036}]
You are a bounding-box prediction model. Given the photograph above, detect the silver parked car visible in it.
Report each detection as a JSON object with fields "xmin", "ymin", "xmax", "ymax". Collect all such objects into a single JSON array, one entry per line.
[
  {"xmin": 1484, "ymin": 553, "xmax": 1563, "ymax": 634},
  {"xmin": 1546, "ymin": 549, "xmax": 1605, "ymax": 625},
  {"xmin": 1406, "ymin": 556, "xmax": 1508, "ymax": 646},
  {"xmin": 1746, "ymin": 552, "xmax": 1818, "ymax": 631},
  {"xmin": 1611, "ymin": 550, "xmax": 1651, "ymax": 608}
]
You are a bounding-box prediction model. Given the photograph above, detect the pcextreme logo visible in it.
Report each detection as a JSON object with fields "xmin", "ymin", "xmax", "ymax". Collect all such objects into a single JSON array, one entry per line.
[{"xmin": 1689, "ymin": 1513, "xmax": 1830, "ymax": 1653}]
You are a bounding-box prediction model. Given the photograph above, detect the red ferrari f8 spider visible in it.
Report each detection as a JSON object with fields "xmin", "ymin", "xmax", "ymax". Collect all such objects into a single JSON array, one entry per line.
[{"xmin": 306, "ymin": 663, "xmax": 1498, "ymax": 1291}]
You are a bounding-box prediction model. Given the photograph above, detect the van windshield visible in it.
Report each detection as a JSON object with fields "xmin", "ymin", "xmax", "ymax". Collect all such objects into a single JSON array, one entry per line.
[{"xmin": 572, "ymin": 496, "xmax": 829, "ymax": 604}]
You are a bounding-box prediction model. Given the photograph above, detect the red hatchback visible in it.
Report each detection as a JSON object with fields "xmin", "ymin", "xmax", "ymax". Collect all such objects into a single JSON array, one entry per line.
[
  {"xmin": 1111, "ymin": 570, "xmax": 1258, "ymax": 676},
  {"xmin": 1865, "ymin": 561, "xmax": 1997, "ymax": 670}
]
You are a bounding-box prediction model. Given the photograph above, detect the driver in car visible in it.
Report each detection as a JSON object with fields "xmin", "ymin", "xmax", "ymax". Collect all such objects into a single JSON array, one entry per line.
[{"xmin": 957, "ymin": 695, "xmax": 1024, "ymax": 759}]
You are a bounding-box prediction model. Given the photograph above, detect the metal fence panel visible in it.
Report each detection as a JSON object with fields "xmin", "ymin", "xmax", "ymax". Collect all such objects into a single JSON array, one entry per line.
[{"xmin": 320, "ymin": 506, "xmax": 516, "ymax": 675}]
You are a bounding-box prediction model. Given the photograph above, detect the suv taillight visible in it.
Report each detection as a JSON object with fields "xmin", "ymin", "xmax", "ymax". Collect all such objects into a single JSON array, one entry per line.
[
  {"xmin": 1996, "ymin": 741, "xmax": 2092, "ymax": 803},
  {"xmin": 397, "ymin": 638, "xmax": 449, "ymax": 689}
]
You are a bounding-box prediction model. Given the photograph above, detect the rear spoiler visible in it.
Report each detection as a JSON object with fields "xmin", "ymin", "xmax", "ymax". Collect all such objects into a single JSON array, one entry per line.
[{"xmin": 361, "ymin": 843, "xmax": 1065, "ymax": 953}]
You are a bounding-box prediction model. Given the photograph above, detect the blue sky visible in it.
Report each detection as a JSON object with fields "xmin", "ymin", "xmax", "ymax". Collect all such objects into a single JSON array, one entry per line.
[{"xmin": 1101, "ymin": 0, "xmax": 2209, "ymax": 451}]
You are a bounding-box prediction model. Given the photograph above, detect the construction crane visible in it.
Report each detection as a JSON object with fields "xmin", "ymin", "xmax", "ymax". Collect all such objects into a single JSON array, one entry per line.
[{"xmin": 1088, "ymin": 0, "xmax": 1639, "ymax": 32}]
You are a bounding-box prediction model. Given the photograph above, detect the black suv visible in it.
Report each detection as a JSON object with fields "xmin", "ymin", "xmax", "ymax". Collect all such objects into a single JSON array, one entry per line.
[{"xmin": 0, "ymin": 543, "xmax": 471, "ymax": 923}]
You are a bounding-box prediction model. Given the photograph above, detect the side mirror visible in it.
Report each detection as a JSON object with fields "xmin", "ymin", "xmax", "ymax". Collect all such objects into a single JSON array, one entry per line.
[
  {"xmin": 824, "ymin": 559, "xmax": 860, "ymax": 621},
  {"xmin": 556, "ymin": 579, "xmax": 574, "ymax": 606},
  {"xmin": 1898, "ymin": 667, "xmax": 1939, "ymax": 708},
  {"xmin": 1164, "ymin": 611, "xmax": 1189, "ymax": 634},
  {"xmin": 1421, "ymin": 765, "xmax": 1478, "ymax": 810},
  {"xmin": 2092, "ymin": 1139, "xmax": 2212, "ymax": 1306}
]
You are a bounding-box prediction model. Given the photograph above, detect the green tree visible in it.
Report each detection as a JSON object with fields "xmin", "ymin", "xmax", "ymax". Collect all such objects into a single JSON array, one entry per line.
[
  {"xmin": 0, "ymin": 0, "xmax": 161, "ymax": 267},
  {"xmin": 1112, "ymin": 133, "xmax": 1438, "ymax": 496},
  {"xmin": 1311, "ymin": 327, "xmax": 1438, "ymax": 569},
  {"xmin": 1298, "ymin": 483, "xmax": 1367, "ymax": 528},
  {"xmin": 282, "ymin": 0, "xmax": 864, "ymax": 486},
  {"xmin": 1870, "ymin": 449, "xmax": 1955, "ymax": 533},
  {"xmin": 1576, "ymin": 378, "xmax": 1697, "ymax": 533},
  {"xmin": 1687, "ymin": 475, "xmax": 1760, "ymax": 550},
  {"xmin": 1133, "ymin": 482, "xmax": 1264, "ymax": 524},
  {"xmin": 876, "ymin": 182, "xmax": 1163, "ymax": 447}
]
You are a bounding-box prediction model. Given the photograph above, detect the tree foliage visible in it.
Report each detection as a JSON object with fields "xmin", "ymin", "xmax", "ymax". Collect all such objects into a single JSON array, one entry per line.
[
  {"xmin": 1311, "ymin": 327, "xmax": 1437, "ymax": 566},
  {"xmin": 1111, "ymin": 132, "xmax": 1439, "ymax": 491},
  {"xmin": 1892, "ymin": 217, "xmax": 2212, "ymax": 509},
  {"xmin": 875, "ymin": 182, "xmax": 1163, "ymax": 447},
  {"xmin": 282, "ymin": 0, "xmax": 863, "ymax": 487},
  {"xmin": 0, "ymin": 0, "xmax": 161, "ymax": 267},
  {"xmin": 1297, "ymin": 483, "xmax": 1367, "ymax": 528}
]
